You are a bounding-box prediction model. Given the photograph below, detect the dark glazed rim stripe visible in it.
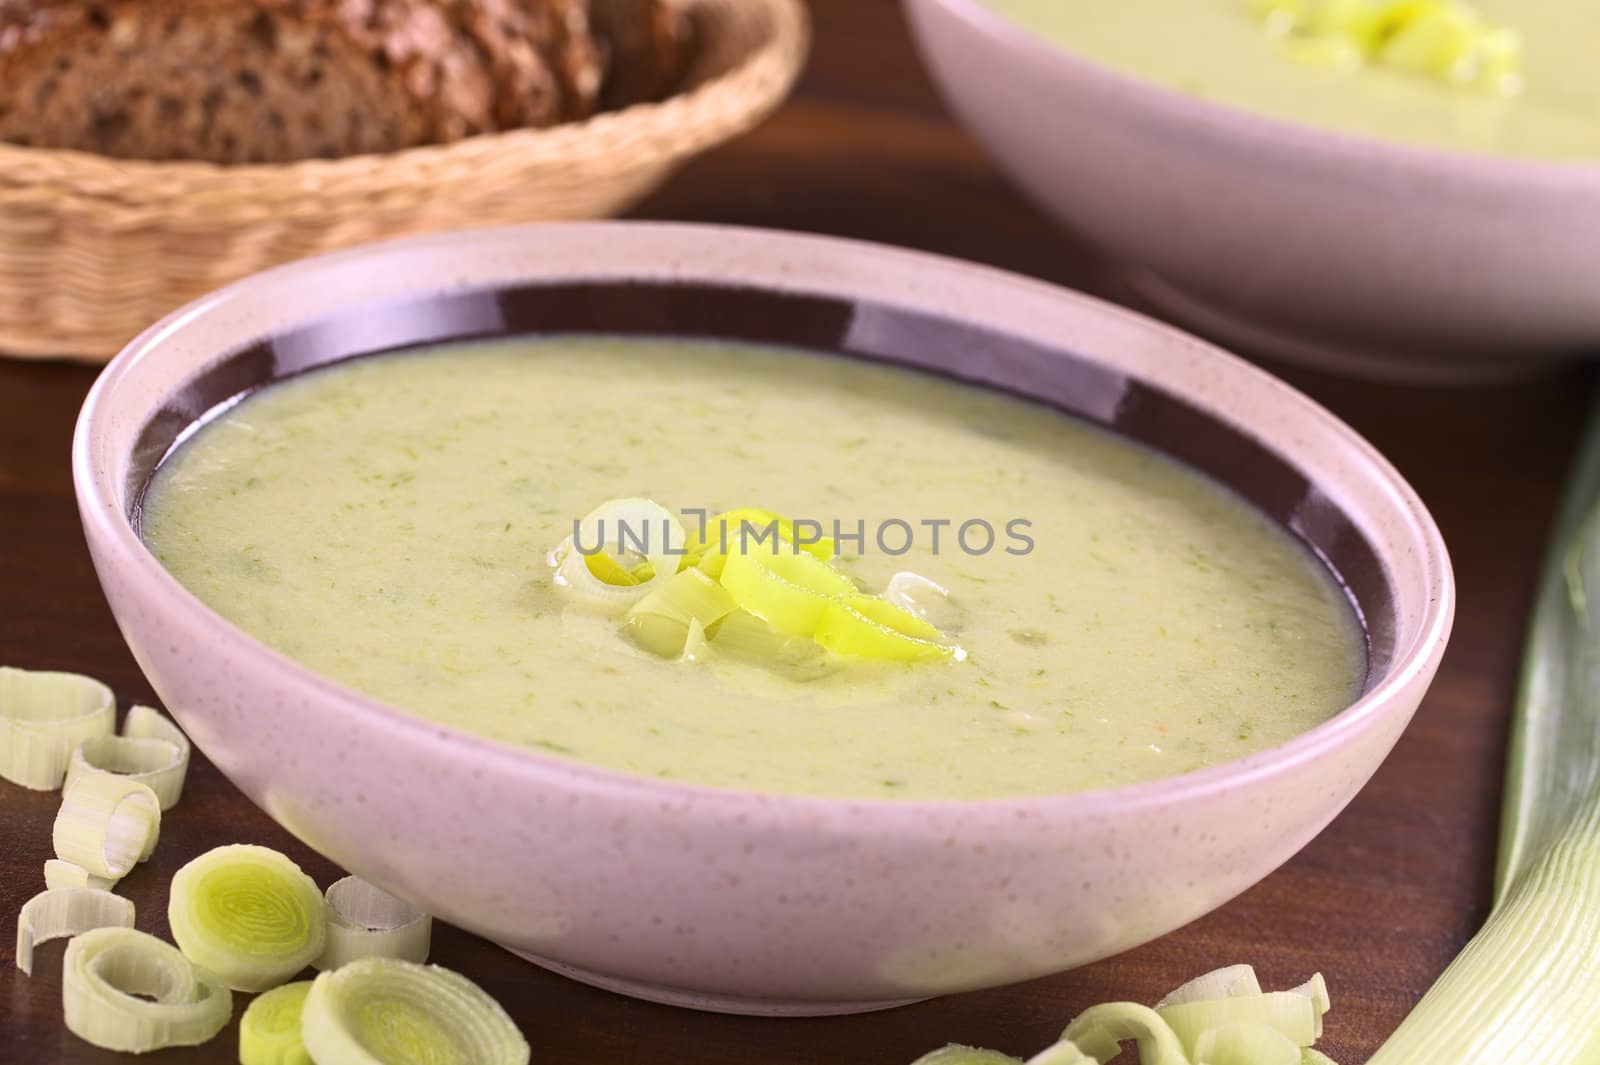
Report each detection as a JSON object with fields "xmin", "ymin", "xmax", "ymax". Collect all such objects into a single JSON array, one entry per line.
[{"xmin": 128, "ymin": 279, "xmax": 1392, "ymax": 688}]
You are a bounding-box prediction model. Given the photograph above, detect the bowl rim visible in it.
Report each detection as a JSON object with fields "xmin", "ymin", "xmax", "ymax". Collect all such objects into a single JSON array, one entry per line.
[
  {"xmin": 73, "ymin": 220, "xmax": 1455, "ymax": 821},
  {"xmin": 918, "ymin": 0, "xmax": 1600, "ymax": 185}
]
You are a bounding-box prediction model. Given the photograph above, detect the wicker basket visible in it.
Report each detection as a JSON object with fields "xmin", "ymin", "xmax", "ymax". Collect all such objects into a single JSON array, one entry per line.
[{"xmin": 0, "ymin": 0, "xmax": 808, "ymax": 362}]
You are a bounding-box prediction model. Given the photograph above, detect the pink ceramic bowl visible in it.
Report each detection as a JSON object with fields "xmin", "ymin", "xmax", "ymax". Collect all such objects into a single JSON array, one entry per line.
[
  {"xmin": 74, "ymin": 223, "xmax": 1452, "ymax": 1014},
  {"xmin": 905, "ymin": 0, "xmax": 1600, "ymax": 382}
]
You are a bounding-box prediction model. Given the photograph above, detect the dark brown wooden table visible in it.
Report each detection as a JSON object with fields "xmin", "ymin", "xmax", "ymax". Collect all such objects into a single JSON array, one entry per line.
[{"xmin": 1, "ymin": 3, "xmax": 1592, "ymax": 1062}]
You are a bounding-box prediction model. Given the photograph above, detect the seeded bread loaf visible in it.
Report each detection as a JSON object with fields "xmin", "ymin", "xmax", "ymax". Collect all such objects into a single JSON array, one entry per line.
[{"xmin": 0, "ymin": 0, "xmax": 677, "ymax": 164}]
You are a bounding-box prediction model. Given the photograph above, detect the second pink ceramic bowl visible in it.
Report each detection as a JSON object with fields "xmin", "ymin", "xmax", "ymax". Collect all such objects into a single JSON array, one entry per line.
[
  {"xmin": 74, "ymin": 223, "xmax": 1452, "ymax": 1014},
  {"xmin": 906, "ymin": 0, "xmax": 1600, "ymax": 382}
]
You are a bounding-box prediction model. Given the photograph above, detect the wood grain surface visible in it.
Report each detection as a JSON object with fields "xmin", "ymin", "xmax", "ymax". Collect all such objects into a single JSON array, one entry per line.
[{"xmin": 1, "ymin": 2, "xmax": 1593, "ymax": 1062}]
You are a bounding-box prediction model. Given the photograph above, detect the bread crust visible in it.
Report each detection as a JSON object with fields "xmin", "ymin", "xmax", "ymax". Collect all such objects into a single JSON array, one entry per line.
[{"xmin": 0, "ymin": 0, "xmax": 683, "ymax": 162}]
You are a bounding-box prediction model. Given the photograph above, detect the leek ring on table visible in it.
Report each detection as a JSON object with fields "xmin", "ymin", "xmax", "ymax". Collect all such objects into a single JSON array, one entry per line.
[
  {"xmin": 1059, "ymin": 1002, "xmax": 1190, "ymax": 1064},
  {"xmin": 908, "ymin": 1047, "xmax": 1026, "ymax": 1065},
  {"xmin": 168, "ymin": 844, "xmax": 326, "ymax": 992},
  {"xmin": 1156, "ymin": 963, "xmax": 1265, "ymax": 1008},
  {"xmin": 1024, "ymin": 1042, "xmax": 1097, "ymax": 1065},
  {"xmin": 301, "ymin": 957, "xmax": 530, "ymax": 1065},
  {"xmin": 44, "ymin": 858, "xmax": 120, "ymax": 892},
  {"xmin": 1158, "ymin": 991, "xmax": 1320, "ymax": 1054},
  {"xmin": 66, "ymin": 704, "xmax": 192, "ymax": 811},
  {"xmin": 62, "ymin": 926, "xmax": 231, "ymax": 1052},
  {"xmin": 66, "ymin": 734, "xmax": 187, "ymax": 812},
  {"xmin": 14, "ymin": 886, "xmax": 134, "ymax": 976},
  {"xmin": 0, "ymin": 666, "xmax": 114, "ymax": 790},
  {"xmin": 1191, "ymin": 1024, "xmax": 1304, "ymax": 1065},
  {"xmin": 314, "ymin": 876, "xmax": 432, "ymax": 970},
  {"xmin": 52, "ymin": 774, "xmax": 161, "ymax": 879},
  {"xmin": 240, "ymin": 979, "xmax": 314, "ymax": 1065}
]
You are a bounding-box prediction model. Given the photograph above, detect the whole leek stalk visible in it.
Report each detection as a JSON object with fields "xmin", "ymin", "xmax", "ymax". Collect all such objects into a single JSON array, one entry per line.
[{"xmin": 1368, "ymin": 411, "xmax": 1600, "ymax": 1064}]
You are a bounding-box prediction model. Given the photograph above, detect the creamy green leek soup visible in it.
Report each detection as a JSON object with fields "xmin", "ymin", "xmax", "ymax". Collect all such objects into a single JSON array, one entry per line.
[
  {"xmin": 985, "ymin": 1, "xmax": 1600, "ymax": 161},
  {"xmin": 142, "ymin": 339, "xmax": 1364, "ymax": 800}
]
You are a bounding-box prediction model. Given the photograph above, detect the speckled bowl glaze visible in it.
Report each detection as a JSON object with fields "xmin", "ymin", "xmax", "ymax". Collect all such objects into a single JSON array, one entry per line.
[
  {"xmin": 74, "ymin": 223, "xmax": 1452, "ymax": 1014},
  {"xmin": 905, "ymin": 0, "xmax": 1600, "ymax": 382}
]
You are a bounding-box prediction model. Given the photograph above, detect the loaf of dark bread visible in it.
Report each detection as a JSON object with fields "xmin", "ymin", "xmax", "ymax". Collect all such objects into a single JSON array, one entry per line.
[{"xmin": 0, "ymin": 0, "xmax": 680, "ymax": 164}]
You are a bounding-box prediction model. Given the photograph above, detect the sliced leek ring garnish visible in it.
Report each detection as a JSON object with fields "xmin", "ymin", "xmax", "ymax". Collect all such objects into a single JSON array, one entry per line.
[
  {"xmin": 555, "ymin": 500, "xmax": 964, "ymax": 667},
  {"xmin": 685, "ymin": 507, "xmax": 835, "ymax": 576},
  {"xmin": 168, "ymin": 844, "xmax": 326, "ymax": 992},
  {"xmin": 719, "ymin": 542, "xmax": 858, "ymax": 636},
  {"xmin": 52, "ymin": 773, "xmax": 161, "ymax": 879},
  {"xmin": 301, "ymin": 957, "xmax": 531, "ymax": 1065},
  {"xmin": 552, "ymin": 498, "xmax": 686, "ymax": 609},
  {"xmin": 815, "ymin": 595, "xmax": 963, "ymax": 662},
  {"xmin": 66, "ymin": 734, "xmax": 187, "ymax": 813},
  {"xmin": 14, "ymin": 886, "xmax": 134, "ymax": 976},
  {"xmin": 62, "ymin": 925, "xmax": 232, "ymax": 1052},
  {"xmin": 0, "ymin": 666, "xmax": 115, "ymax": 790},
  {"xmin": 240, "ymin": 979, "xmax": 314, "ymax": 1065},
  {"xmin": 625, "ymin": 568, "xmax": 739, "ymax": 658},
  {"xmin": 1253, "ymin": 0, "xmax": 1523, "ymax": 93},
  {"xmin": 44, "ymin": 858, "xmax": 120, "ymax": 892},
  {"xmin": 314, "ymin": 876, "xmax": 432, "ymax": 970},
  {"xmin": 885, "ymin": 571, "xmax": 950, "ymax": 618}
]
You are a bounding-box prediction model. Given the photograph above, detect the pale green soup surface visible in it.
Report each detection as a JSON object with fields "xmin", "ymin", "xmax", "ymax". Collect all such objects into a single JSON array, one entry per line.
[
  {"xmin": 985, "ymin": 0, "xmax": 1600, "ymax": 161},
  {"xmin": 142, "ymin": 339, "xmax": 1364, "ymax": 800}
]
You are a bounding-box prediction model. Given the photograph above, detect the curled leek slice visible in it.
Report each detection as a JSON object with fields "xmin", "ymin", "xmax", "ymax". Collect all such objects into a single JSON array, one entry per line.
[
  {"xmin": 168, "ymin": 844, "xmax": 326, "ymax": 992},
  {"xmin": 553, "ymin": 498, "xmax": 686, "ymax": 609},
  {"xmin": 1192, "ymin": 1023, "xmax": 1303, "ymax": 1065},
  {"xmin": 1288, "ymin": 973, "xmax": 1330, "ymax": 1038},
  {"xmin": 625, "ymin": 568, "xmax": 738, "ymax": 659},
  {"xmin": 301, "ymin": 957, "xmax": 530, "ymax": 1065},
  {"xmin": 1378, "ymin": 6, "xmax": 1522, "ymax": 92},
  {"xmin": 706, "ymin": 609, "xmax": 839, "ymax": 681},
  {"xmin": 314, "ymin": 876, "xmax": 432, "ymax": 970},
  {"xmin": 685, "ymin": 508, "xmax": 834, "ymax": 576},
  {"xmin": 67, "ymin": 734, "xmax": 187, "ymax": 813},
  {"xmin": 719, "ymin": 543, "xmax": 857, "ymax": 637},
  {"xmin": 815, "ymin": 595, "xmax": 962, "ymax": 662},
  {"xmin": 1059, "ymin": 1002, "xmax": 1189, "ymax": 1065},
  {"xmin": 1156, "ymin": 963, "xmax": 1264, "ymax": 1008},
  {"xmin": 62, "ymin": 926, "xmax": 232, "ymax": 1052},
  {"xmin": 1025, "ymin": 1042, "xmax": 1097, "ymax": 1065},
  {"xmin": 885, "ymin": 571, "xmax": 950, "ymax": 618},
  {"xmin": 52, "ymin": 773, "xmax": 161, "ymax": 879},
  {"xmin": 1158, "ymin": 992, "xmax": 1319, "ymax": 1055},
  {"xmin": 44, "ymin": 858, "xmax": 120, "ymax": 892},
  {"xmin": 73, "ymin": 704, "xmax": 191, "ymax": 811},
  {"xmin": 910, "ymin": 1047, "xmax": 1023, "ymax": 1065},
  {"xmin": 0, "ymin": 666, "xmax": 114, "ymax": 790},
  {"xmin": 240, "ymin": 979, "xmax": 314, "ymax": 1065},
  {"xmin": 14, "ymin": 887, "xmax": 134, "ymax": 976}
]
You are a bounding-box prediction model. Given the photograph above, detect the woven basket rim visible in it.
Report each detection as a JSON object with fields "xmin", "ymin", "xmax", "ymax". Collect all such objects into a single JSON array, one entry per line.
[{"xmin": 0, "ymin": 0, "xmax": 807, "ymax": 192}]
